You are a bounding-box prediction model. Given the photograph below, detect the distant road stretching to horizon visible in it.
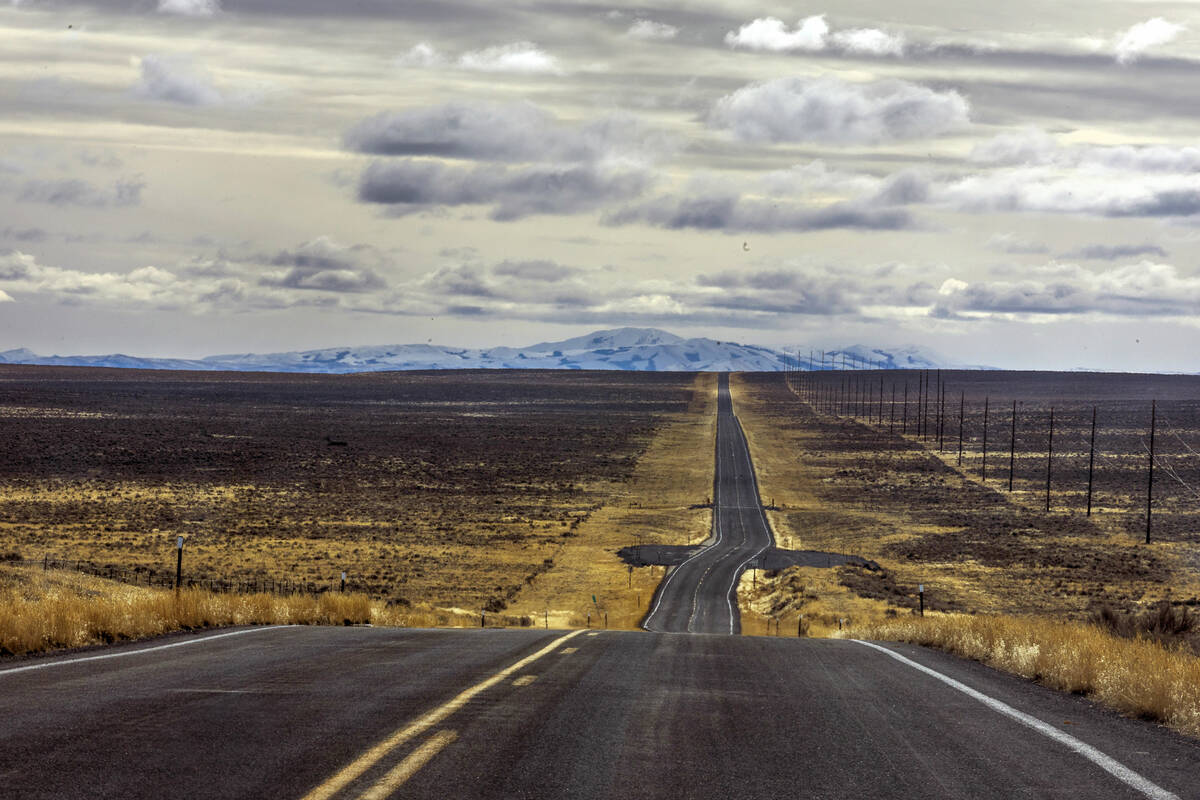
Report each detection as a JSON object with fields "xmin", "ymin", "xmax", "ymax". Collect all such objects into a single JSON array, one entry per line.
[
  {"xmin": 2, "ymin": 373, "xmax": 1198, "ymax": 798},
  {"xmin": 642, "ymin": 372, "xmax": 773, "ymax": 634}
]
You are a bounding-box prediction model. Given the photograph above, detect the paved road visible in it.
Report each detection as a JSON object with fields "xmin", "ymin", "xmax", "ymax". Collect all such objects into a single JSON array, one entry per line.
[
  {"xmin": 643, "ymin": 373, "xmax": 773, "ymax": 634},
  {"xmin": 2, "ymin": 626, "xmax": 1197, "ymax": 799}
]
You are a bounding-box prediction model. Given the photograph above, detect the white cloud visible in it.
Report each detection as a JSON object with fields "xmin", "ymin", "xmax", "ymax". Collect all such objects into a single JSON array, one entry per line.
[
  {"xmin": 725, "ymin": 15, "xmax": 903, "ymax": 56},
  {"xmin": 133, "ymin": 54, "xmax": 222, "ymax": 105},
  {"xmin": 939, "ymin": 168, "xmax": 1200, "ymax": 217},
  {"xmin": 1115, "ymin": 17, "xmax": 1184, "ymax": 64},
  {"xmin": 938, "ymin": 278, "xmax": 968, "ymax": 295},
  {"xmin": 0, "ymin": 239, "xmax": 393, "ymax": 312},
  {"xmin": 709, "ymin": 77, "xmax": 968, "ymax": 144},
  {"xmin": 0, "ymin": 289, "xmax": 12, "ymax": 303},
  {"xmin": 725, "ymin": 16, "xmax": 829, "ymax": 52},
  {"xmin": 627, "ymin": 19, "xmax": 678, "ymax": 40},
  {"xmin": 457, "ymin": 42, "xmax": 564, "ymax": 75},
  {"xmin": 156, "ymin": 0, "xmax": 220, "ymax": 17},
  {"xmin": 396, "ymin": 42, "xmax": 444, "ymax": 68},
  {"xmin": 971, "ymin": 129, "xmax": 1200, "ymax": 172},
  {"xmin": 830, "ymin": 28, "xmax": 905, "ymax": 57}
]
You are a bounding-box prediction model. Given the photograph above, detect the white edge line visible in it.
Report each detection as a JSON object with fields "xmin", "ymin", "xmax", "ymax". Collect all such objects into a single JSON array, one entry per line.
[
  {"xmin": 0, "ymin": 625, "xmax": 298, "ymax": 677},
  {"xmin": 853, "ymin": 640, "xmax": 1181, "ymax": 800}
]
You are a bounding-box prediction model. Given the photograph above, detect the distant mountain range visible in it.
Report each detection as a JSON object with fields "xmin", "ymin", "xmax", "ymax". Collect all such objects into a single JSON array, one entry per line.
[{"xmin": 0, "ymin": 328, "xmax": 969, "ymax": 374}]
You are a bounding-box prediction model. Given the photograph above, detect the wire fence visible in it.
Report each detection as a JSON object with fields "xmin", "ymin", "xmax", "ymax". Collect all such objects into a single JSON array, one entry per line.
[
  {"xmin": 1, "ymin": 554, "xmax": 349, "ymax": 595},
  {"xmin": 784, "ymin": 363, "xmax": 1200, "ymax": 544}
]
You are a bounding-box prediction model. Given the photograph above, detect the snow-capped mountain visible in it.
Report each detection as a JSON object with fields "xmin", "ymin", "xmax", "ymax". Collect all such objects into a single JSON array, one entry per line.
[{"xmin": 0, "ymin": 329, "xmax": 968, "ymax": 374}]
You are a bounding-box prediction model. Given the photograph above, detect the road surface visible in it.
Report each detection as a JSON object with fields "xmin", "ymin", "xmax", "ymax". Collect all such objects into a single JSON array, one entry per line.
[
  {"xmin": 2, "ymin": 626, "xmax": 1197, "ymax": 799},
  {"xmin": 643, "ymin": 373, "xmax": 773, "ymax": 634}
]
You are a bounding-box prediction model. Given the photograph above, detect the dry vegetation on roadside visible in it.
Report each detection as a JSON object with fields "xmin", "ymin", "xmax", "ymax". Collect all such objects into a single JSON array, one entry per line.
[
  {"xmin": 508, "ymin": 373, "xmax": 716, "ymax": 630},
  {"xmin": 0, "ymin": 563, "xmax": 507, "ymax": 657},
  {"xmin": 730, "ymin": 372, "xmax": 1200, "ymax": 632},
  {"xmin": 849, "ymin": 613, "xmax": 1200, "ymax": 737}
]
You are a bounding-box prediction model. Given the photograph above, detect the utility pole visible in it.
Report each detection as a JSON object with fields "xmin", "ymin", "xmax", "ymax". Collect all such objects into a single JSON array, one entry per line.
[
  {"xmin": 1045, "ymin": 407, "xmax": 1054, "ymax": 513},
  {"xmin": 1086, "ymin": 406, "xmax": 1097, "ymax": 517},
  {"xmin": 1147, "ymin": 400, "xmax": 1156, "ymax": 544},
  {"xmin": 1009, "ymin": 400, "xmax": 1017, "ymax": 493}
]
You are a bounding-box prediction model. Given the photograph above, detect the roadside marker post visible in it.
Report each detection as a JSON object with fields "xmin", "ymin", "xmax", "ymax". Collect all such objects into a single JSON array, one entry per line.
[
  {"xmin": 175, "ymin": 536, "xmax": 184, "ymax": 590},
  {"xmin": 918, "ymin": 584, "xmax": 925, "ymax": 617},
  {"xmin": 340, "ymin": 571, "xmax": 346, "ymax": 593}
]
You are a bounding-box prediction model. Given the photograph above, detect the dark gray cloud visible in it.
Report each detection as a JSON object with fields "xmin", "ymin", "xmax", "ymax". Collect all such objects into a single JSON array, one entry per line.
[
  {"xmin": 493, "ymin": 259, "xmax": 577, "ymax": 282},
  {"xmin": 422, "ymin": 265, "xmax": 496, "ymax": 298},
  {"xmin": 13, "ymin": 0, "xmax": 509, "ymax": 21},
  {"xmin": 344, "ymin": 102, "xmax": 671, "ymax": 163},
  {"xmin": 0, "ymin": 227, "xmax": 49, "ymax": 243},
  {"xmin": 259, "ymin": 237, "xmax": 386, "ymax": 293},
  {"xmin": 604, "ymin": 193, "xmax": 912, "ymax": 232},
  {"xmin": 17, "ymin": 177, "xmax": 144, "ymax": 207},
  {"xmin": 934, "ymin": 262, "xmax": 1200, "ymax": 318},
  {"xmin": 357, "ymin": 158, "xmax": 651, "ymax": 220},
  {"xmin": 1062, "ymin": 243, "xmax": 1168, "ymax": 261},
  {"xmin": 133, "ymin": 54, "xmax": 223, "ymax": 105}
]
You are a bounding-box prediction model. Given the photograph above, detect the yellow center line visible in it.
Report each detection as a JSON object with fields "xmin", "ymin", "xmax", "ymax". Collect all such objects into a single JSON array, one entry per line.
[
  {"xmin": 355, "ymin": 730, "xmax": 458, "ymax": 800},
  {"xmin": 512, "ymin": 675, "xmax": 537, "ymax": 687},
  {"xmin": 300, "ymin": 629, "xmax": 583, "ymax": 800}
]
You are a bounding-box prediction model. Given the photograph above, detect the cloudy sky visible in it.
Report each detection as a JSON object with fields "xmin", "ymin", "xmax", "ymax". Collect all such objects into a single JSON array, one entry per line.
[{"xmin": 3, "ymin": 0, "xmax": 1200, "ymax": 369}]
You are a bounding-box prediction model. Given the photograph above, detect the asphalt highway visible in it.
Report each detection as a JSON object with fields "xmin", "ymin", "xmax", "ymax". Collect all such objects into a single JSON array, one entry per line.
[
  {"xmin": 642, "ymin": 373, "xmax": 773, "ymax": 634},
  {"xmin": 2, "ymin": 626, "xmax": 1197, "ymax": 799}
]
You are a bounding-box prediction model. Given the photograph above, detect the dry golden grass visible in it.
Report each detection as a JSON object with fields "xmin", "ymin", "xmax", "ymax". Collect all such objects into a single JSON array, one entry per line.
[
  {"xmin": 0, "ymin": 369, "xmax": 700, "ymax": 614},
  {"xmin": 737, "ymin": 565, "xmax": 898, "ymax": 638},
  {"xmin": 0, "ymin": 373, "xmax": 717, "ymax": 652},
  {"xmin": 509, "ymin": 373, "xmax": 717, "ymax": 630},
  {"xmin": 851, "ymin": 613, "xmax": 1200, "ymax": 737},
  {"xmin": 0, "ymin": 563, "xmax": 494, "ymax": 657},
  {"xmin": 729, "ymin": 373, "xmax": 1200, "ymax": 626}
]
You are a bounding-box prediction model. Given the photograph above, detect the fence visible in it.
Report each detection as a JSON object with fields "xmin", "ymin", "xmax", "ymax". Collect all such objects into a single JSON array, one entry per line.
[
  {"xmin": 3, "ymin": 555, "xmax": 349, "ymax": 595},
  {"xmin": 783, "ymin": 363, "xmax": 1200, "ymax": 544}
]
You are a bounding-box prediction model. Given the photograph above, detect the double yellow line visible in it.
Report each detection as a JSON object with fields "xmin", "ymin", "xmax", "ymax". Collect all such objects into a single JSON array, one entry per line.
[{"xmin": 302, "ymin": 629, "xmax": 584, "ymax": 800}]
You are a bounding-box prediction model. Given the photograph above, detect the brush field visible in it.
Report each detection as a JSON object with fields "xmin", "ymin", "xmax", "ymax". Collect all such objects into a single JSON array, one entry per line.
[
  {"xmin": 0, "ymin": 366, "xmax": 700, "ymax": 615},
  {"xmin": 732, "ymin": 371, "xmax": 1200, "ymax": 648}
]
